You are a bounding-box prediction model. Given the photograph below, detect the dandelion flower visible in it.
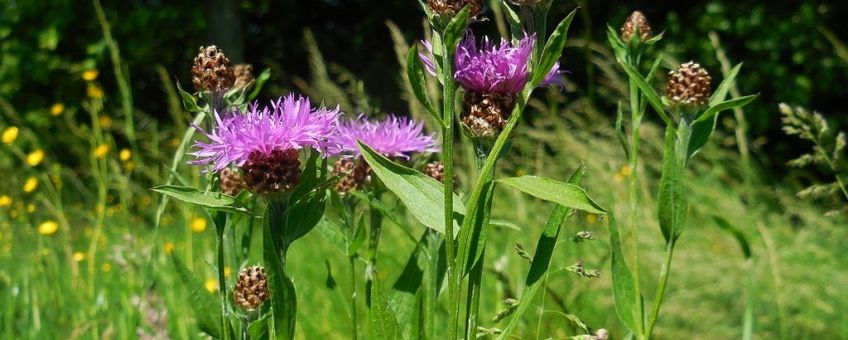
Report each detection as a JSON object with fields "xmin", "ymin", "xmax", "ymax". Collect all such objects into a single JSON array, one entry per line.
[
  {"xmin": 23, "ymin": 177, "xmax": 39, "ymax": 193},
  {"xmin": 204, "ymin": 278, "xmax": 218, "ymax": 293},
  {"xmin": 37, "ymin": 220, "xmax": 58, "ymax": 235},
  {"xmin": 163, "ymin": 242, "xmax": 175, "ymax": 255},
  {"xmin": 191, "ymin": 94, "xmax": 340, "ymax": 195},
  {"xmin": 73, "ymin": 252, "xmax": 86, "ymax": 262},
  {"xmin": 2, "ymin": 127, "xmax": 19, "ymax": 145},
  {"xmin": 119, "ymin": 148, "xmax": 132, "ymax": 162},
  {"xmin": 50, "ymin": 103, "xmax": 65, "ymax": 116},
  {"xmin": 191, "ymin": 217, "xmax": 207, "ymax": 233},
  {"xmin": 0, "ymin": 195, "xmax": 12, "ymax": 207},
  {"xmin": 82, "ymin": 69, "xmax": 99, "ymax": 81},
  {"xmin": 26, "ymin": 150, "xmax": 44, "ymax": 166},
  {"xmin": 94, "ymin": 144, "xmax": 110, "ymax": 159}
]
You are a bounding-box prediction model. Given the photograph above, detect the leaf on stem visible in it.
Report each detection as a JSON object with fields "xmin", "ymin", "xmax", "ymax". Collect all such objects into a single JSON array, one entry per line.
[
  {"xmin": 151, "ymin": 185, "xmax": 253, "ymax": 216},
  {"xmin": 496, "ymin": 176, "xmax": 607, "ymax": 214},
  {"xmin": 369, "ymin": 276, "xmax": 403, "ymax": 340},
  {"xmin": 608, "ymin": 214, "xmax": 643, "ymax": 336},
  {"xmin": 407, "ymin": 45, "xmax": 442, "ymax": 126},
  {"xmin": 529, "ymin": 9, "xmax": 577, "ymax": 88},
  {"xmin": 263, "ymin": 207, "xmax": 297, "ymax": 340},
  {"xmin": 171, "ymin": 255, "xmax": 223, "ymax": 338},
  {"xmin": 657, "ymin": 126, "xmax": 688, "ymax": 244}
]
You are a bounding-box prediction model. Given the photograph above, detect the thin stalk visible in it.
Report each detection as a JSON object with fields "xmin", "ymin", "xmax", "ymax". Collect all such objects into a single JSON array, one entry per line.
[
  {"xmin": 365, "ymin": 191, "xmax": 384, "ymax": 306},
  {"xmin": 628, "ymin": 75, "xmax": 645, "ymax": 334},
  {"xmin": 645, "ymin": 241, "xmax": 675, "ymax": 337},
  {"xmin": 441, "ymin": 31, "xmax": 460, "ymax": 340},
  {"xmin": 349, "ymin": 255, "xmax": 358, "ymax": 340},
  {"xmin": 464, "ymin": 249, "xmax": 485, "ymax": 339},
  {"xmin": 215, "ymin": 212, "xmax": 232, "ymax": 340}
]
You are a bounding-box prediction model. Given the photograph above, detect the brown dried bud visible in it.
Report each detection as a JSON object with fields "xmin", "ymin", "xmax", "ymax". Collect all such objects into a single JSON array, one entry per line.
[
  {"xmin": 462, "ymin": 92, "xmax": 516, "ymax": 138},
  {"xmin": 234, "ymin": 266, "xmax": 269, "ymax": 311},
  {"xmin": 620, "ymin": 11, "xmax": 653, "ymax": 43},
  {"xmin": 219, "ymin": 168, "xmax": 245, "ymax": 196},
  {"xmin": 233, "ymin": 63, "xmax": 255, "ymax": 90},
  {"xmin": 192, "ymin": 45, "xmax": 235, "ymax": 93},
  {"xmin": 241, "ymin": 149, "xmax": 301, "ymax": 196},
  {"xmin": 424, "ymin": 161, "xmax": 446, "ymax": 182},
  {"xmin": 332, "ymin": 158, "xmax": 371, "ymax": 193},
  {"xmin": 667, "ymin": 61, "xmax": 712, "ymax": 109},
  {"xmin": 427, "ymin": 0, "xmax": 482, "ymax": 18}
]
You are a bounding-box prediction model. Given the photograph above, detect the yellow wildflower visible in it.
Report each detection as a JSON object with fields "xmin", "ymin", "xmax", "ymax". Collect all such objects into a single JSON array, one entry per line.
[
  {"xmin": 224, "ymin": 266, "xmax": 232, "ymax": 277},
  {"xmin": 2, "ymin": 127, "xmax": 19, "ymax": 145},
  {"xmin": 0, "ymin": 196, "xmax": 11, "ymax": 207},
  {"xmin": 82, "ymin": 69, "xmax": 99, "ymax": 81},
  {"xmin": 50, "ymin": 103, "xmax": 65, "ymax": 116},
  {"xmin": 73, "ymin": 252, "xmax": 86, "ymax": 262},
  {"xmin": 102, "ymin": 263, "xmax": 112, "ymax": 272},
  {"xmin": 87, "ymin": 84, "xmax": 104, "ymax": 99},
  {"xmin": 26, "ymin": 204, "xmax": 35, "ymax": 213},
  {"xmin": 163, "ymin": 242, "xmax": 175, "ymax": 255},
  {"xmin": 119, "ymin": 149, "xmax": 131, "ymax": 162},
  {"xmin": 619, "ymin": 165, "xmax": 631, "ymax": 177},
  {"xmin": 204, "ymin": 278, "xmax": 218, "ymax": 293},
  {"xmin": 26, "ymin": 150, "xmax": 44, "ymax": 166},
  {"xmin": 94, "ymin": 144, "xmax": 110, "ymax": 159},
  {"xmin": 99, "ymin": 116, "xmax": 112, "ymax": 129},
  {"xmin": 191, "ymin": 217, "xmax": 207, "ymax": 233},
  {"xmin": 586, "ymin": 213, "xmax": 598, "ymax": 225},
  {"xmin": 37, "ymin": 220, "xmax": 58, "ymax": 235},
  {"xmin": 23, "ymin": 177, "xmax": 39, "ymax": 193}
]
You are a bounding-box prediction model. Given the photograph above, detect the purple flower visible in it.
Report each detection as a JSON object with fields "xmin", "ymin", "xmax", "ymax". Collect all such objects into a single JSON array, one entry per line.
[
  {"xmin": 328, "ymin": 115, "xmax": 439, "ymax": 159},
  {"xmin": 421, "ymin": 33, "xmax": 563, "ymax": 94},
  {"xmin": 191, "ymin": 94, "xmax": 341, "ymax": 172}
]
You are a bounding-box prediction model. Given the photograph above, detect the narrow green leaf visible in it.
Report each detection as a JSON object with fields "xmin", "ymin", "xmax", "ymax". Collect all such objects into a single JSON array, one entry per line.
[
  {"xmin": 316, "ymin": 218, "xmax": 347, "ymax": 253},
  {"xmin": 171, "ymin": 256, "xmax": 223, "ymax": 338},
  {"xmin": 696, "ymin": 95, "xmax": 758, "ymax": 123},
  {"xmin": 496, "ymin": 176, "xmax": 607, "ymax": 214},
  {"xmin": 175, "ymin": 80, "xmax": 202, "ymax": 112},
  {"xmin": 283, "ymin": 153, "xmax": 329, "ymax": 245},
  {"xmin": 457, "ymin": 179, "xmax": 495, "ymax": 275},
  {"xmin": 708, "ymin": 63, "xmax": 742, "ymax": 106},
  {"xmin": 687, "ymin": 113, "xmax": 719, "ymax": 158},
  {"xmin": 497, "ymin": 167, "xmax": 584, "ymax": 339},
  {"xmin": 407, "ymin": 45, "xmax": 441, "ymax": 124},
  {"xmin": 606, "ymin": 25, "xmax": 627, "ymax": 63},
  {"xmin": 151, "ymin": 185, "xmax": 253, "ymax": 215},
  {"xmin": 248, "ymin": 314, "xmax": 270, "ymax": 340},
  {"xmin": 620, "ymin": 62, "xmax": 671, "ymax": 124},
  {"xmin": 264, "ymin": 203, "xmax": 297, "ymax": 339},
  {"xmin": 657, "ymin": 126, "xmax": 688, "ymax": 244},
  {"xmin": 443, "ymin": 7, "xmax": 471, "ymax": 49},
  {"xmin": 498, "ymin": 0, "xmax": 523, "ymax": 42},
  {"xmin": 369, "ymin": 276, "xmax": 403, "ymax": 340},
  {"xmin": 348, "ymin": 216, "xmax": 367, "ymax": 257},
  {"xmin": 608, "ymin": 215, "xmax": 642, "ymax": 335},
  {"xmin": 530, "ymin": 9, "xmax": 577, "ymax": 87},
  {"xmin": 248, "ymin": 68, "xmax": 272, "ymax": 101},
  {"xmin": 358, "ymin": 142, "xmax": 465, "ymax": 235},
  {"xmin": 615, "ymin": 101, "xmax": 630, "ymax": 159},
  {"xmin": 713, "ymin": 217, "xmax": 753, "ymax": 259},
  {"xmin": 390, "ymin": 232, "xmax": 442, "ymax": 340}
]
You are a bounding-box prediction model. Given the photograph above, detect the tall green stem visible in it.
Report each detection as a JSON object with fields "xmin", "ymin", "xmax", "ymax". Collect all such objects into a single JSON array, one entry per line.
[
  {"xmin": 349, "ymin": 255, "xmax": 358, "ymax": 340},
  {"xmin": 440, "ymin": 31, "xmax": 460, "ymax": 340},
  {"xmin": 645, "ymin": 242, "xmax": 674, "ymax": 337},
  {"xmin": 215, "ymin": 212, "xmax": 232, "ymax": 340},
  {"xmin": 366, "ymin": 191, "xmax": 384, "ymax": 306},
  {"xmin": 628, "ymin": 75, "xmax": 645, "ymax": 334}
]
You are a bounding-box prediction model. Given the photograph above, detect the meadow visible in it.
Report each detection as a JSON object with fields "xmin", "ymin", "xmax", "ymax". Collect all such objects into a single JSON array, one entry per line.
[{"xmin": 1, "ymin": 1, "xmax": 846, "ymax": 339}]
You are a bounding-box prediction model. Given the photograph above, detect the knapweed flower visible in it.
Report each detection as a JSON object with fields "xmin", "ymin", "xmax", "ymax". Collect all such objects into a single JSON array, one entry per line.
[
  {"xmin": 328, "ymin": 115, "xmax": 438, "ymax": 192},
  {"xmin": 190, "ymin": 94, "xmax": 340, "ymax": 196},
  {"xmin": 422, "ymin": 33, "xmax": 563, "ymax": 137},
  {"xmin": 219, "ymin": 168, "xmax": 246, "ymax": 196},
  {"xmin": 428, "ymin": 0, "xmax": 482, "ymax": 18},
  {"xmin": 234, "ymin": 265, "xmax": 270, "ymax": 311},
  {"xmin": 667, "ymin": 61, "xmax": 712, "ymax": 109},
  {"xmin": 620, "ymin": 11, "xmax": 652, "ymax": 43},
  {"xmin": 192, "ymin": 45, "xmax": 235, "ymax": 93}
]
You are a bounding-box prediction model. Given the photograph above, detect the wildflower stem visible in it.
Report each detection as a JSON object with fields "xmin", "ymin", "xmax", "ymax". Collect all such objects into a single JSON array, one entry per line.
[
  {"xmin": 348, "ymin": 255, "xmax": 358, "ymax": 340},
  {"xmin": 628, "ymin": 74, "xmax": 646, "ymax": 334},
  {"xmin": 645, "ymin": 241, "xmax": 675, "ymax": 337},
  {"xmin": 214, "ymin": 212, "xmax": 232, "ymax": 340},
  {"xmin": 440, "ymin": 31, "xmax": 460, "ymax": 340},
  {"xmin": 365, "ymin": 191, "xmax": 384, "ymax": 306}
]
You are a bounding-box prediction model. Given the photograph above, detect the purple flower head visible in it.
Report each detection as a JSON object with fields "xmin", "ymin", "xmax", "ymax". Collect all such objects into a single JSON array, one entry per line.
[
  {"xmin": 191, "ymin": 94, "xmax": 341, "ymax": 172},
  {"xmin": 328, "ymin": 115, "xmax": 439, "ymax": 159},
  {"xmin": 421, "ymin": 33, "xmax": 563, "ymax": 94}
]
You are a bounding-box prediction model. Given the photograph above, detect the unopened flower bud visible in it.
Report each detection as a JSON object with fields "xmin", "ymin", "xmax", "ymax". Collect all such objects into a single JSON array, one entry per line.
[
  {"xmin": 667, "ymin": 61, "xmax": 712, "ymax": 109},
  {"xmin": 241, "ymin": 149, "xmax": 301, "ymax": 196},
  {"xmin": 332, "ymin": 158, "xmax": 371, "ymax": 194},
  {"xmin": 234, "ymin": 266, "xmax": 269, "ymax": 311},
  {"xmin": 427, "ymin": 0, "xmax": 482, "ymax": 18},
  {"xmin": 233, "ymin": 63, "xmax": 255, "ymax": 90},
  {"xmin": 424, "ymin": 161, "xmax": 446, "ymax": 182},
  {"xmin": 620, "ymin": 11, "xmax": 653, "ymax": 42},
  {"xmin": 462, "ymin": 92, "xmax": 515, "ymax": 139},
  {"xmin": 219, "ymin": 168, "xmax": 245, "ymax": 196},
  {"xmin": 192, "ymin": 45, "xmax": 235, "ymax": 93}
]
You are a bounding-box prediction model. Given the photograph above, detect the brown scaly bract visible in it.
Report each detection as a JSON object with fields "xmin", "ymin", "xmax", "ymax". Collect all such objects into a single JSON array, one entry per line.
[
  {"xmin": 462, "ymin": 92, "xmax": 516, "ymax": 138},
  {"xmin": 667, "ymin": 61, "xmax": 712, "ymax": 109},
  {"xmin": 242, "ymin": 149, "xmax": 301, "ymax": 196},
  {"xmin": 620, "ymin": 11, "xmax": 653, "ymax": 43},
  {"xmin": 234, "ymin": 266, "xmax": 270, "ymax": 311},
  {"xmin": 192, "ymin": 45, "xmax": 235, "ymax": 93},
  {"xmin": 427, "ymin": 0, "xmax": 482, "ymax": 18}
]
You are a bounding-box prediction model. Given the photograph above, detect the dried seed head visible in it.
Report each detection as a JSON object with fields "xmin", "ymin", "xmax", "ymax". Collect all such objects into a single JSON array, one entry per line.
[
  {"xmin": 192, "ymin": 45, "xmax": 235, "ymax": 93},
  {"xmin": 424, "ymin": 161, "xmax": 446, "ymax": 182},
  {"xmin": 332, "ymin": 158, "xmax": 371, "ymax": 194},
  {"xmin": 219, "ymin": 168, "xmax": 245, "ymax": 196},
  {"xmin": 233, "ymin": 63, "xmax": 255, "ymax": 90},
  {"xmin": 234, "ymin": 266, "xmax": 269, "ymax": 311},
  {"xmin": 427, "ymin": 0, "xmax": 482, "ymax": 18},
  {"xmin": 462, "ymin": 92, "xmax": 516, "ymax": 138},
  {"xmin": 241, "ymin": 149, "xmax": 301, "ymax": 196},
  {"xmin": 667, "ymin": 61, "xmax": 712, "ymax": 109},
  {"xmin": 620, "ymin": 11, "xmax": 653, "ymax": 42}
]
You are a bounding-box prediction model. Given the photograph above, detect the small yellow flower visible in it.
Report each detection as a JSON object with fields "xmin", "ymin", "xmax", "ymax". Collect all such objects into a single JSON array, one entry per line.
[
  {"xmin": 26, "ymin": 204, "xmax": 35, "ymax": 213},
  {"xmin": 82, "ymin": 69, "xmax": 99, "ymax": 81},
  {"xmin": 50, "ymin": 103, "xmax": 65, "ymax": 116},
  {"xmin": 73, "ymin": 252, "xmax": 86, "ymax": 262},
  {"xmin": 37, "ymin": 220, "xmax": 58, "ymax": 235},
  {"xmin": 0, "ymin": 196, "xmax": 11, "ymax": 207},
  {"xmin": 191, "ymin": 217, "xmax": 207, "ymax": 233},
  {"xmin": 2, "ymin": 127, "xmax": 19, "ymax": 145},
  {"xmin": 119, "ymin": 148, "xmax": 131, "ymax": 162},
  {"xmin": 102, "ymin": 263, "xmax": 112, "ymax": 272},
  {"xmin": 87, "ymin": 84, "xmax": 104, "ymax": 99},
  {"xmin": 26, "ymin": 150, "xmax": 44, "ymax": 166},
  {"xmin": 204, "ymin": 278, "xmax": 218, "ymax": 293},
  {"xmin": 23, "ymin": 177, "xmax": 39, "ymax": 193},
  {"xmin": 99, "ymin": 116, "xmax": 112, "ymax": 129},
  {"xmin": 619, "ymin": 165, "xmax": 631, "ymax": 177},
  {"xmin": 586, "ymin": 213, "xmax": 598, "ymax": 225},
  {"xmin": 94, "ymin": 144, "xmax": 110, "ymax": 159},
  {"xmin": 224, "ymin": 266, "xmax": 232, "ymax": 277},
  {"xmin": 163, "ymin": 242, "xmax": 175, "ymax": 255}
]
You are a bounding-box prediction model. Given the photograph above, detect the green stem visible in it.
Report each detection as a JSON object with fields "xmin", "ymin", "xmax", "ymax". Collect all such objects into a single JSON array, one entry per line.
[
  {"xmin": 464, "ymin": 249, "xmax": 484, "ymax": 339},
  {"xmin": 628, "ymin": 75, "xmax": 645, "ymax": 335},
  {"xmin": 441, "ymin": 31, "xmax": 460, "ymax": 340},
  {"xmin": 215, "ymin": 212, "xmax": 232, "ymax": 340},
  {"xmin": 645, "ymin": 241, "xmax": 675, "ymax": 337},
  {"xmin": 366, "ymin": 191, "xmax": 384, "ymax": 306},
  {"xmin": 349, "ymin": 255, "xmax": 358, "ymax": 340}
]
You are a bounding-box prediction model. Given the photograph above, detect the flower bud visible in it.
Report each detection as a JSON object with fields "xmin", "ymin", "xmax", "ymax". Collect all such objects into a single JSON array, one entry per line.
[
  {"xmin": 427, "ymin": 0, "xmax": 482, "ymax": 18},
  {"xmin": 234, "ymin": 265, "xmax": 269, "ymax": 311},
  {"xmin": 667, "ymin": 61, "xmax": 712, "ymax": 109},
  {"xmin": 620, "ymin": 11, "xmax": 653, "ymax": 42},
  {"xmin": 233, "ymin": 63, "xmax": 255, "ymax": 90},
  {"xmin": 192, "ymin": 45, "xmax": 235, "ymax": 93},
  {"xmin": 332, "ymin": 158, "xmax": 371, "ymax": 194},
  {"xmin": 424, "ymin": 161, "xmax": 446, "ymax": 182},
  {"xmin": 462, "ymin": 92, "xmax": 516, "ymax": 138},
  {"xmin": 241, "ymin": 149, "xmax": 301, "ymax": 196},
  {"xmin": 219, "ymin": 168, "xmax": 245, "ymax": 196}
]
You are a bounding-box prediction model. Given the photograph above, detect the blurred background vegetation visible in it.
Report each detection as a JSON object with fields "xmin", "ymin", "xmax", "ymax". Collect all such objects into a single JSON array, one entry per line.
[{"xmin": 1, "ymin": 0, "xmax": 846, "ymax": 338}]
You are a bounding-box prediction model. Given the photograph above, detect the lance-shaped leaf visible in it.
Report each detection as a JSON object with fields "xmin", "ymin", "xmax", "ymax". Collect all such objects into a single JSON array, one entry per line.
[
  {"xmin": 608, "ymin": 215, "xmax": 643, "ymax": 336},
  {"xmin": 657, "ymin": 125, "xmax": 689, "ymax": 244},
  {"xmin": 529, "ymin": 9, "xmax": 577, "ymax": 88},
  {"xmin": 369, "ymin": 276, "xmax": 403, "ymax": 340},
  {"xmin": 496, "ymin": 176, "xmax": 607, "ymax": 214},
  {"xmin": 264, "ymin": 202, "xmax": 297, "ymax": 339},
  {"xmin": 171, "ymin": 255, "xmax": 223, "ymax": 338},
  {"xmin": 152, "ymin": 185, "xmax": 253, "ymax": 215},
  {"xmin": 407, "ymin": 45, "xmax": 441, "ymax": 125}
]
